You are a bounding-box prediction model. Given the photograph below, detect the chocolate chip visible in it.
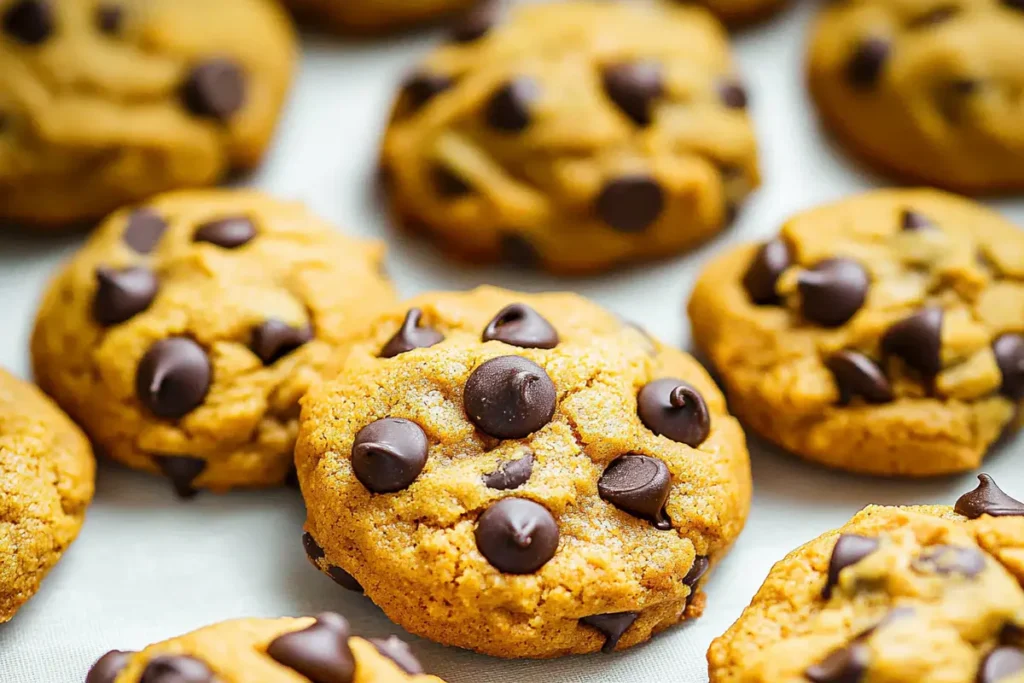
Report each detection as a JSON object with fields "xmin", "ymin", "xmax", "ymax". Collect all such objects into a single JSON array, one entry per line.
[
  {"xmin": 250, "ymin": 320, "xmax": 313, "ymax": 365},
  {"xmin": 380, "ymin": 308, "xmax": 444, "ymax": 358},
  {"xmin": 431, "ymin": 165, "xmax": 471, "ymax": 197},
  {"xmin": 351, "ymin": 418, "xmax": 429, "ymax": 494},
  {"xmin": 403, "ymin": 71, "xmax": 454, "ymax": 112},
  {"xmin": 267, "ymin": 613, "xmax": 355, "ymax": 683},
  {"xmin": 302, "ymin": 531, "xmax": 325, "ymax": 562},
  {"xmin": 684, "ymin": 556, "xmax": 710, "ymax": 588},
  {"xmin": 580, "ymin": 612, "xmax": 639, "ymax": 654},
  {"xmin": 139, "ymin": 655, "xmax": 215, "ymax": 683},
  {"xmin": 193, "ymin": 215, "xmax": 256, "ymax": 248},
  {"xmin": 181, "ymin": 59, "xmax": 247, "ymax": 122},
  {"xmin": 93, "ymin": 267, "xmax": 158, "ymax": 327},
  {"xmin": 136, "ymin": 338, "xmax": 211, "ymax": 419},
  {"xmin": 370, "ymin": 636, "xmax": 423, "ymax": 675},
  {"xmin": 482, "ymin": 303, "xmax": 559, "ymax": 349},
  {"xmin": 484, "ymin": 78, "xmax": 538, "ymax": 132},
  {"xmin": 1005, "ymin": 0, "xmax": 1024, "ymax": 11},
  {"xmin": 881, "ymin": 307, "xmax": 944, "ymax": 378},
  {"xmin": 598, "ymin": 454, "xmax": 672, "ymax": 529},
  {"xmin": 450, "ymin": 1, "xmax": 500, "ymax": 42},
  {"xmin": 824, "ymin": 534, "xmax": 879, "ymax": 599},
  {"xmin": 475, "ymin": 497, "xmax": 559, "ymax": 574},
  {"xmin": 901, "ymin": 209, "xmax": 936, "ymax": 231},
  {"xmin": 846, "ymin": 38, "xmax": 890, "ymax": 88},
  {"xmin": 956, "ymin": 474, "xmax": 1024, "ymax": 519},
  {"xmin": 482, "ymin": 451, "xmax": 534, "ymax": 490},
  {"xmin": 743, "ymin": 239, "xmax": 791, "ymax": 305},
  {"xmin": 978, "ymin": 647, "xmax": 1024, "ymax": 683},
  {"xmin": 805, "ymin": 642, "xmax": 871, "ymax": 683},
  {"xmin": 912, "ymin": 545, "xmax": 986, "ymax": 578},
  {"xmin": 499, "ymin": 233, "xmax": 540, "ymax": 268},
  {"xmin": 797, "ymin": 258, "xmax": 870, "ymax": 328},
  {"xmin": 123, "ymin": 209, "xmax": 167, "ymax": 253},
  {"xmin": 464, "ymin": 356, "xmax": 556, "ymax": 440},
  {"xmin": 86, "ymin": 650, "xmax": 134, "ymax": 683},
  {"xmin": 602, "ymin": 62, "xmax": 663, "ymax": 126},
  {"xmin": 327, "ymin": 566, "xmax": 363, "ymax": 593},
  {"xmin": 595, "ymin": 175, "xmax": 665, "ymax": 233},
  {"xmin": 2, "ymin": 0, "xmax": 53, "ymax": 45},
  {"xmin": 994, "ymin": 334, "xmax": 1024, "ymax": 400},
  {"xmin": 637, "ymin": 378, "xmax": 711, "ymax": 448},
  {"xmin": 95, "ymin": 4, "xmax": 122, "ymax": 34},
  {"xmin": 826, "ymin": 351, "xmax": 893, "ymax": 405},
  {"xmin": 718, "ymin": 79, "xmax": 749, "ymax": 109},
  {"xmin": 155, "ymin": 455, "xmax": 206, "ymax": 499},
  {"xmin": 908, "ymin": 5, "xmax": 959, "ymax": 28}
]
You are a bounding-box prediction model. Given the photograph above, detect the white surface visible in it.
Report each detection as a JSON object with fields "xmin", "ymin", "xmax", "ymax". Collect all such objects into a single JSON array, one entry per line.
[{"xmin": 2, "ymin": 3, "xmax": 1023, "ymax": 681}]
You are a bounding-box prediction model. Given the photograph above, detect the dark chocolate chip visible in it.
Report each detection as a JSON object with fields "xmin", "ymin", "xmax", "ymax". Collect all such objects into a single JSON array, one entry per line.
[
  {"xmin": 846, "ymin": 38, "xmax": 890, "ymax": 88},
  {"xmin": 86, "ymin": 650, "xmax": 134, "ymax": 683},
  {"xmin": 136, "ymin": 338, "xmax": 211, "ymax": 419},
  {"xmin": 994, "ymin": 334, "xmax": 1024, "ymax": 400},
  {"xmin": 826, "ymin": 350, "xmax": 894, "ymax": 405},
  {"xmin": 181, "ymin": 59, "xmax": 247, "ymax": 122},
  {"xmin": 484, "ymin": 78, "xmax": 538, "ymax": 132},
  {"xmin": 498, "ymin": 233, "xmax": 540, "ymax": 268},
  {"xmin": 602, "ymin": 62, "xmax": 663, "ymax": 126},
  {"xmin": 327, "ymin": 566, "xmax": 363, "ymax": 593},
  {"xmin": 139, "ymin": 655, "xmax": 215, "ymax": 683},
  {"xmin": 901, "ymin": 209, "xmax": 936, "ymax": 231},
  {"xmin": 193, "ymin": 215, "xmax": 256, "ymax": 248},
  {"xmin": 684, "ymin": 556, "xmax": 710, "ymax": 588},
  {"xmin": 908, "ymin": 5, "xmax": 959, "ymax": 28},
  {"xmin": 598, "ymin": 454, "xmax": 672, "ymax": 530},
  {"xmin": 463, "ymin": 356, "xmax": 556, "ymax": 440},
  {"xmin": 824, "ymin": 534, "xmax": 879, "ymax": 599},
  {"xmin": 369, "ymin": 636, "xmax": 423, "ymax": 675},
  {"xmin": 637, "ymin": 378, "xmax": 711, "ymax": 448},
  {"xmin": 302, "ymin": 531, "xmax": 325, "ymax": 562},
  {"xmin": 250, "ymin": 320, "xmax": 313, "ymax": 365},
  {"xmin": 475, "ymin": 497, "xmax": 559, "ymax": 574},
  {"xmin": 351, "ymin": 418, "xmax": 429, "ymax": 494},
  {"xmin": 380, "ymin": 308, "xmax": 444, "ymax": 359},
  {"xmin": 797, "ymin": 258, "xmax": 870, "ymax": 328},
  {"xmin": 450, "ymin": 0, "xmax": 501, "ymax": 42},
  {"xmin": 978, "ymin": 647, "xmax": 1024, "ymax": 683},
  {"xmin": 267, "ymin": 612, "xmax": 355, "ymax": 683},
  {"xmin": 881, "ymin": 307, "xmax": 944, "ymax": 378},
  {"xmin": 956, "ymin": 474, "xmax": 1024, "ymax": 519},
  {"xmin": 123, "ymin": 209, "xmax": 167, "ymax": 253},
  {"xmin": 155, "ymin": 455, "xmax": 206, "ymax": 499},
  {"xmin": 96, "ymin": 4, "xmax": 122, "ymax": 35},
  {"xmin": 595, "ymin": 175, "xmax": 665, "ymax": 233},
  {"xmin": 718, "ymin": 79, "xmax": 749, "ymax": 109},
  {"xmin": 580, "ymin": 612, "xmax": 639, "ymax": 654},
  {"xmin": 2, "ymin": 0, "xmax": 53, "ymax": 45},
  {"xmin": 805, "ymin": 642, "xmax": 871, "ymax": 683},
  {"xmin": 743, "ymin": 239, "xmax": 792, "ymax": 305},
  {"xmin": 93, "ymin": 267, "xmax": 159, "ymax": 327},
  {"xmin": 482, "ymin": 451, "xmax": 534, "ymax": 490},
  {"xmin": 403, "ymin": 71, "xmax": 454, "ymax": 112},
  {"xmin": 431, "ymin": 165, "xmax": 471, "ymax": 197},
  {"xmin": 482, "ymin": 303, "xmax": 559, "ymax": 349},
  {"xmin": 1005, "ymin": 0, "xmax": 1024, "ymax": 11},
  {"xmin": 912, "ymin": 545, "xmax": 986, "ymax": 578}
]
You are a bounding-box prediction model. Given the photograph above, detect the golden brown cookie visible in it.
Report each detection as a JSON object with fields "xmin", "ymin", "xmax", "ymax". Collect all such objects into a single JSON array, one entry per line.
[
  {"xmin": 296, "ymin": 287, "xmax": 751, "ymax": 658},
  {"xmin": 85, "ymin": 613, "xmax": 446, "ymax": 682},
  {"xmin": 284, "ymin": 0, "xmax": 479, "ymax": 33},
  {"xmin": 0, "ymin": 0, "xmax": 296, "ymax": 227},
  {"xmin": 0, "ymin": 367, "xmax": 94, "ymax": 623},
  {"xmin": 689, "ymin": 189, "xmax": 1024, "ymax": 477},
  {"xmin": 32, "ymin": 189, "xmax": 395, "ymax": 496},
  {"xmin": 381, "ymin": 0, "xmax": 759, "ymax": 275},
  {"xmin": 807, "ymin": 0, "xmax": 1024, "ymax": 193},
  {"xmin": 709, "ymin": 475, "xmax": 1024, "ymax": 683}
]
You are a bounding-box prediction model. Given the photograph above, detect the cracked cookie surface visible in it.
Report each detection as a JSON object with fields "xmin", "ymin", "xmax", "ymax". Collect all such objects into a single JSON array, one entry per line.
[{"xmin": 284, "ymin": 0, "xmax": 478, "ymax": 33}]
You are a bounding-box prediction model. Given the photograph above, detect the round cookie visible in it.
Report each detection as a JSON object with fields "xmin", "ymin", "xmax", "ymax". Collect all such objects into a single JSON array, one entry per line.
[
  {"xmin": 284, "ymin": 0, "xmax": 479, "ymax": 34},
  {"xmin": 688, "ymin": 188, "xmax": 1024, "ymax": 477},
  {"xmin": 296, "ymin": 286, "xmax": 751, "ymax": 658},
  {"xmin": 696, "ymin": 0, "xmax": 787, "ymax": 25},
  {"xmin": 708, "ymin": 475, "xmax": 1024, "ymax": 683},
  {"xmin": 85, "ymin": 612, "xmax": 446, "ymax": 682},
  {"xmin": 31, "ymin": 189, "xmax": 395, "ymax": 495},
  {"xmin": 808, "ymin": 0, "xmax": 1024, "ymax": 193},
  {"xmin": 381, "ymin": 0, "xmax": 759, "ymax": 275},
  {"xmin": 0, "ymin": 0, "xmax": 296, "ymax": 227},
  {"xmin": 0, "ymin": 367, "xmax": 94, "ymax": 622}
]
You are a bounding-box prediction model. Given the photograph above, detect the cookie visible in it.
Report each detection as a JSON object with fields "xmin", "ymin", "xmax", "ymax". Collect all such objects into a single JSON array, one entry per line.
[
  {"xmin": 85, "ymin": 613, "xmax": 446, "ymax": 682},
  {"xmin": 708, "ymin": 475, "xmax": 1024, "ymax": 683},
  {"xmin": 0, "ymin": 367, "xmax": 94, "ymax": 622},
  {"xmin": 697, "ymin": 0, "xmax": 787, "ymax": 25},
  {"xmin": 31, "ymin": 190, "xmax": 395, "ymax": 496},
  {"xmin": 688, "ymin": 189, "xmax": 1024, "ymax": 477},
  {"xmin": 381, "ymin": 0, "xmax": 759, "ymax": 274},
  {"xmin": 0, "ymin": 0, "xmax": 296, "ymax": 227},
  {"xmin": 808, "ymin": 0, "xmax": 1024, "ymax": 193},
  {"xmin": 296, "ymin": 286, "xmax": 751, "ymax": 658},
  {"xmin": 284, "ymin": 0, "xmax": 478, "ymax": 33}
]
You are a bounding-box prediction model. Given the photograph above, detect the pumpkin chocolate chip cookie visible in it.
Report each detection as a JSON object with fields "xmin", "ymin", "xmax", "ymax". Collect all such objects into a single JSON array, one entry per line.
[
  {"xmin": 296, "ymin": 287, "xmax": 751, "ymax": 658},
  {"xmin": 689, "ymin": 189, "xmax": 1024, "ymax": 476},
  {"xmin": 284, "ymin": 0, "xmax": 479, "ymax": 34},
  {"xmin": 31, "ymin": 190, "xmax": 395, "ymax": 496}
]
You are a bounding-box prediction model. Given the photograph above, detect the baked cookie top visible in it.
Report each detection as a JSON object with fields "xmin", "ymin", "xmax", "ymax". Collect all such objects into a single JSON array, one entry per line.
[
  {"xmin": 689, "ymin": 188, "xmax": 1024, "ymax": 476},
  {"xmin": 296, "ymin": 287, "xmax": 751, "ymax": 658},
  {"xmin": 31, "ymin": 189, "xmax": 395, "ymax": 495}
]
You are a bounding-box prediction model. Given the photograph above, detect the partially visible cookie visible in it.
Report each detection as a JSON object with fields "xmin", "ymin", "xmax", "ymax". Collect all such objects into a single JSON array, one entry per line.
[
  {"xmin": 85, "ymin": 613, "xmax": 446, "ymax": 682},
  {"xmin": 32, "ymin": 190, "xmax": 396, "ymax": 495},
  {"xmin": 284, "ymin": 0, "xmax": 479, "ymax": 33},
  {"xmin": 689, "ymin": 188, "xmax": 1024, "ymax": 476},
  {"xmin": 0, "ymin": 367, "xmax": 94, "ymax": 623}
]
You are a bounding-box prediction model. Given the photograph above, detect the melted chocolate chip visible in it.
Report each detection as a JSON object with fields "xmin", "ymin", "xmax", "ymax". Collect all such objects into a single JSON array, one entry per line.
[
  {"xmin": 598, "ymin": 454, "xmax": 672, "ymax": 529},
  {"xmin": 193, "ymin": 216, "xmax": 257, "ymax": 248},
  {"xmin": 580, "ymin": 612, "xmax": 639, "ymax": 654},
  {"xmin": 805, "ymin": 642, "xmax": 871, "ymax": 683},
  {"xmin": 602, "ymin": 62, "xmax": 663, "ymax": 126},
  {"xmin": 826, "ymin": 351, "xmax": 893, "ymax": 405},
  {"xmin": 139, "ymin": 655, "xmax": 215, "ymax": 683},
  {"xmin": 86, "ymin": 650, "xmax": 134, "ymax": 683},
  {"xmin": 824, "ymin": 534, "xmax": 879, "ymax": 599},
  {"xmin": 484, "ymin": 78, "xmax": 538, "ymax": 132},
  {"xmin": 994, "ymin": 334, "xmax": 1024, "ymax": 400},
  {"xmin": 2, "ymin": 0, "xmax": 53, "ymax": 45},
  {"xmin": 267, "ymin": 613, "xmax": 355, "ymax": 683},
  {"xmin": 403, "ymin": 71, "xmax": 454, "ymax": 112},
  {"xmin": 136, "ymin": 338, "xmax": 211, "ymax": 419},
  {"xmin": 369, "ymin": 636, "xmax": 423, "ymax": 675},
  {"xmin": 901, "ymin": 209, "xmax": 936, "ymax": 231},
  {"xmin": 475, "ymin": 497, "xmax": 559, "ymax": 574},
  {"xmin": 637, "ymin": 378, "xmax": 711, "ymax": 448},
  {"xmin": 881, "ymin": 307, "xmax": 944, "ymax": 379},
  {"xmin": 181, "ymin": 59, "xmax": 247, "ymax": 122},
  {"xmin": 155, "ymin": 455, "xmax": 206, "ymax": 499},
  {"xmin": 743, "ymin": 239, "xmax": 792, "ymax": 305},
  {"xmin": 96, "ymin": 4, "xmax": 122, "ymax": 35},
  {"xmin": 718, "ymin": 79, "xmax": 749, "ymax": 109},
  {"xmin": 846, "ymin": 38, "xmax": 890, "ymax": 88},
  {"xmin": 797, "ymin": 258, "xmax": 870, "ymax": 328},
  {"xmin": 93, "ymin": 267, "xmax": 159, "ymax": 327},
  {"xmin": 684, "ymin": 556, "xmax": 710, "ymax": 588},
  {"xmin": 463, "ymin": 356, "xmax": 557, "ymax": 440},
  {"xmin": 978, "ymin": 646, "xmax": 1024, "ymax": 683},
  {"xmin": 250, "ymin": 320, "xmax": 313, "ymax": 365},
  {"xmin": 302, "ymin": 531, "xmax": 325, "ymax": 562},
  {"xmin": 499, "ymin": 233, "xmax": 540, "ymax": 268},
  {"xmin": 380, "ymin": 308, "xmax": 444, "ymax": 358},
  {"xmin": 327, "ymin": 566, "xmax": 363, "ymax": 593},
  {"xmin": 123, "ymin": 209, "xmax": 167, "ymax": 253},
  {"xmin": 482, "ymin": 303, "xmax": 559, "ymax": 349},
  {"xmin": 351, "ymin": 418, "xmax": 429, "ymax": 494},
  {"xmin": 912, "ymin": 545, "xmax": 986, "ymax": 578},
  {"xmin": 482, "ymin": 451, "xmax": 534, "ymax": 490},
  {"xmin": 956, "ymin": 474, "xmax": 1024, "ymax": 519},
  {"xmin": 450, "ymin": 0, "xmax": 501, "ymax": 42},
  {"xmin": 432, "ymin": 165, "xmax": 471, "ymax": 197},
  {"xmin": 595, "ymin": 175, "xmax": 664, "ymax": 233}
]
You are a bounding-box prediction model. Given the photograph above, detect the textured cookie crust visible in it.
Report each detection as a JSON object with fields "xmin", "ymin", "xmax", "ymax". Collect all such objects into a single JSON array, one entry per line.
[
  {"xmin": 808, "ymin": 0, "xmax": 1024, "ymax": 193},
  {"xmin": 689, "ymin": 189, "xmax": 1024, "ymax": 476},
  {"xmin": 284, "ymin": 0, "xmax": 478, "ymax": 33},
  {"xmin": 296, "ymin": 287, "xmax": 751, "ymax": 658},
  {"xmin": 32, "ymin": 190, "xmax": 395, "ymax": 494},
  {"xmin": 0, "ymin": 0, "xmax": 296, "ymax": 226},
  {"xmin": 0, "ymin": 368, "xmax": 94, "ymax": 622},
  {"xmin": 381, "ymin": 1, "xmax": 759, "ymax": 274}
]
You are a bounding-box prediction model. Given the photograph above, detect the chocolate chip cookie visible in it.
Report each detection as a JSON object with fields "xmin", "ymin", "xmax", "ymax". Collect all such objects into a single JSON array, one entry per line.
[
  {"xmin": 709, "ymin": 475, "xmax": 1024, "ymax": 683},
  {"xmin": 296, "ymin": 287, "xmax": 752, "ymax": 658},
  {"xmin": 0, "ymin": 367, "xmax": 94, "ymax": 622},
  {"xmin": 808, "ymin": 0, "xmax": 1024, "ymax": 193},
  {"xmin": 31, "ymin": 190, "xmax": 395, "ymax": 496},
  {"xmin": 284, "ymin": 0, "xmax": 478, "ymax": 33},
  {"xmin": 689, "ymin": 189, "xmax": 1024, "ymax": 476},
  {"xmin": 381, "ymin": 0, "xmax": 759, "ymax": 274},
  {"xmin": 0, "ymin": 0, "xmax": 296, "ymax": 227},
  {"xmin": 85, "ymin": 613, "xmax": 445, "ymax": 682}
]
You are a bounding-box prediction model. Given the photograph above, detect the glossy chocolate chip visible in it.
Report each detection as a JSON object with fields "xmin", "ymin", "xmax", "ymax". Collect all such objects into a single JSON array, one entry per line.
[
  {"xmin": 2, "ymin": 0, "xmax": 53, "ymax": 45},
  {"xmin": 499, "ymin": 233, "xmax": 540, "ymax": 268},
  {"xmin": 846, "ymin": 38, "xmax": 890, "ymax": 88},
  {"xmin": 123, "ymin": 209, "xmax": 167, "ymax": 253},
  {"xmin": 602, "ymin": 62, "xmax": 663, "ymax": 126},
  {"xmin": 380, "ymin": 308, "xmax": 444, "ymax": 359},
  {"xmin": 482, "ymin": 303, "xmax": 559, "ymax": 349},
  {"xmin": 484, "ymin": 78, "xmax": 538, "ymax": 132},
  {"xmin": 881, "ymin": 307, "xmax": 944, "ymax": 378},
  {"xmin": 580, "ymin": 612, "xmax": 639, "ymax": 654},
  {"xmin": 431, "ymin": 165, "xmax": 470, "ymax": 197},
  {"xmin": 684, "ymin": 556, "xmax": 710, "ymax": 588},
  {"xmin": 327, "ymin": 566, "xmax": 364, "ymax": 593},
  {"xmin": 370, "ymin": 636, "xmax": 423, "ymax": 675},
  {"xmin": 155, "ymin": 455, "xmax": 206, "ymax": 499},
  {"xmin": 96, "ymin": 4, "xmax": 122, "ymax": 34},
  {"xmin": 267, "ymin": 613, "xmax": 355, "ymax": 683},
  {"xmin": 826, "ymin": 351, "xmax": 893, "ymax": 405},
  {"xmin": 637, "ymin": 378, "xmax": 711, "ymax": 447},
  {"xmin": 139, "ymin": 655, "xmax": 215, "ymax": 683},
  {"xmin": 978, "ymin": 647, "xmax": 1024, "ymax": 683},
  {"xmin": 403, "ymin": 71, "xmax": 454, "ymax": 112},
  {"xmin": 956, "ymin": 474, "xmax": 1024, "ymax": 519},
  {"xmin": 824, "ymin": 534, "xmax": 879, "ymax": 599},
  {"xmin": 797, "ymin": 258, "xmax": 870, "ymax": 328},
  {"xmin": 718, "ymin": 79, "xmax": 749, "ymax": 109},
  {"xmin": 743, "ymin": 239, "xmax": 791, "ymax": 305},
  {"xmin": 136, "ymin": 338, "xmax": 211, "ymax": 419},
  {"xmin": 250, "ymin": 320, "xmax": 313, "ymax": 365},
  {"xmin": 86, "ymin": 650, "xmax": 134, "ymax": 683},
  {"xmin": 595, "ymin": 175, "xmax": 664, "ymax": 234},
  {"xmin": 994, "ymin": 334, "xmax": 1024, "ymax": 400},
  {"xmin": 901, "ymin": 209, "xmax": 935, "ymax": 231},
  {"xmin": 181, "ymin": 59, "xmax": 247, "ymax": 122},
  {"xmin": 193, "ymin": 216, "xmax": 256, "ymax": 248},
  {"xmin": 475, "ymin": 497, "xmax": 559, "ymax": 574},
  {"xmin": 302, "ymin": 531, "xmax": 325, "ymax": 562},
  {"xmin": 93, "ymin": 267, "xmax": 159, "ymax": 327},
  {"xmin": 912, "ymin": 545, "xmax": 986, "ymax": 578},
  {"xmin": 464, "ymin": 356, "xmax": 556, "ymax": 440},
  {"xmin": 351, "ymin": 418, "xmax": 429, "ymax": 494},
  {"xmin": 450, "ymin": 0, "xmax": 500, "ymax": 42},
  {"xmin": 805, "ymin": 642, "xmax": 871, "ymax": 683},
  {"xmin": 482, "ymin": 451, "xmax": 534, "ymax": 490},
  {"xmin": 598, "ymin": 455, "xmax": 672, "ymax": 529}
]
